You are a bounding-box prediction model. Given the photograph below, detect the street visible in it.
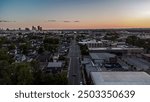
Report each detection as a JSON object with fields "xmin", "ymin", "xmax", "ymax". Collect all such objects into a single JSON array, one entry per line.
[{"xmin": 68, "ymin": 36, "xmax": 82, "ymax": 85}]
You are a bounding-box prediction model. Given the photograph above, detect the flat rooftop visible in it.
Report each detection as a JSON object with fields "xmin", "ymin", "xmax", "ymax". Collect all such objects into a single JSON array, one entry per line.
[
  {"xmin": 91, "ymin": 72, "xmax": 150, "ymax": 85},
  {"xmin": 90, "ymin": 53, "xmax": 116, "ymax": 60},
  {"xmin": 89, "ymin": 47, "xmax": 143, "ymax": 51},
  {"xmin": 47, "ymin": 62, "xmax": 62, "ymax": 68},
  {"xmin": 142, "ymin": 54, "xmax": 150, "ymax": 57}
]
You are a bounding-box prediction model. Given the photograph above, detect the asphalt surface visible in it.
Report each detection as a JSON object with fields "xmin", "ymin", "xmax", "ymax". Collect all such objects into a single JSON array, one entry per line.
[{"xmin": 68, "ymin": 37, "xmax": 82, "ymax": 85}]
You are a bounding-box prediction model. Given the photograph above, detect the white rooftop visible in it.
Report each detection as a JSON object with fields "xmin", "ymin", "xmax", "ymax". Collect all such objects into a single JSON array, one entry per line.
[
  {"xmin": 90, "ymin": 53, "xmax": 116, "ymax": 60},
  {"xmin": 91, "ymin": 72, "xmax": 150, "ymax": 85},
  {"xmin": 79, "ymin": 40, "xmax": 102, "ymax": 44},
  {"xmin": 89, "ymin": 47, "xmax": 143, "ymax": 50},
  {"xmin": 47, "ymin": 62, "xmax": 62, "ymax": 68}
]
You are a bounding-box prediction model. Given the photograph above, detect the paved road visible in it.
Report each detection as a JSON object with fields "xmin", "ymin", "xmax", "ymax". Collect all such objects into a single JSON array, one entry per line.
[{"xmin": 68, "ymin": 36, "xmax": 82, "ymax": 85}]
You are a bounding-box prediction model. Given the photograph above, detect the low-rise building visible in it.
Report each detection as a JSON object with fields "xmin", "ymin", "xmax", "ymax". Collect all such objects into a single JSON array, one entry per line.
[
  {"xmin": 122, "ymin": 57, "xmax": 150, "ymax": 71},
  {"xmin": 89, "ymin": 47, "xmax": 143, "ymax": 56},
  {"xmin": 90, "ymin": 53, "xmax": 117, "ymax": 64},
  {"xmin": 90, "ymin": 72, "xmax": 150, "ymax": 85},
  {"xmin": 45, "ymin": 62, "xmax": 63, "ymax": 74},
  {"xmin": 79, "ymin": 39, "xmax": 103, "ymax": 48},
  {"xmin": 142, "ymin": 54, "xmax": 150, "ymax": 62}
]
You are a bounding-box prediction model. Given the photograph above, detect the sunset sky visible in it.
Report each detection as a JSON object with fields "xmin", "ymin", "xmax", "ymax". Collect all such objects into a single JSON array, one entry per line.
[{"xmin": 0, "ymin": 0, "xmax": 150, "ymax": 29}]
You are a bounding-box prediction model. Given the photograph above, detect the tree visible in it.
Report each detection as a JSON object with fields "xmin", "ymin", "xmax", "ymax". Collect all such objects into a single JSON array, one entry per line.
[
  {"xmin": 0, "ymin": 49, "xmax": 13, "ymax": 84},
  {"xmin": 0, "ymin": 60, "xmax": 11, "ymax": 84},
  {"xmin": 40, "ymin": 73, "xmax": 55, "ymax": 85},
  {"xmin": 80, "ymin": 44, "xmax": 89, "ymax": 55},
  {"xmin": 38, "ymin": 47, "xmax": 44, "ymax": 54},
  {"xmin": 8, "ymin": 43, "xmax": 16, "ymax": 50},
  {"xmin": 54, "ymin": 73, "xmax": 68, "ymax": 85},
  {"xmin": 44, "ymin": 44, "xmax": 58, "ymax": 52},
  {"xmin": 0, "ymin": 47, "xmax": 69, "ymax": 85},
  {"xmin": 43, "ymin": 38, "xmax": 59, "ymax": 52},
  {"xmin": 58, "ymin": 55, "xmax": 66, "ymax": 61},
  {"xmin": 0, "ymin": 49, "xmax": 13, "ymax": 63},
  {"xmin": 126, "ymin": 36, "xmax": 139, "ymax": 46},
  {"xmin": 126, "ymin": 36, "xmax": 150, "ymax": 53},
  {"xmin": 103, "ymin": 32, "xmax": 119, "ymax": 41},
  {"xmin": 44, "ymin": 38, "xmax": 59, "ymax": 44},
  {"xmin": 30, "ymin": 60, "xmax": 43, "ymax": 84},
  {"xmin": 19, "ymin": 44, "xmax": 29, "ymax": 55},
  {"xmin": 0, "ymin": 61, "xmax": 33, "ymax": 85},
  {"xmin": 9, "ymin": 63, "xmax": 33, "ymax": 85}
]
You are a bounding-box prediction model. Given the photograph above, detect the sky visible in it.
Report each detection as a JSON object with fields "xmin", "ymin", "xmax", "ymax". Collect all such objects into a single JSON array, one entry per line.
[{"xmin": 0, "ymin": 0, "xmax": 150, "ymax": 29}]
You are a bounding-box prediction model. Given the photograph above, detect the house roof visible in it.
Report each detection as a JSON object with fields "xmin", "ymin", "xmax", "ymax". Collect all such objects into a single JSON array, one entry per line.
[{"xmin": 47, "ymin": 62, "xmax": 62, "ymax": 68}]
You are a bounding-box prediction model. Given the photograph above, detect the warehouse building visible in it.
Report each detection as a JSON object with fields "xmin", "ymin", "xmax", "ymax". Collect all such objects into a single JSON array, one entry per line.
[
  {"xmin": 90, "ymin": 72, "xmax": 150, "ymax": 85},
  {"xmin": 90, "ymin": 53, "xmax": 117, "ymax": 64},
  {"xmin": 89, "ymin": 47, "xmax": 143, "ymax": 56}
]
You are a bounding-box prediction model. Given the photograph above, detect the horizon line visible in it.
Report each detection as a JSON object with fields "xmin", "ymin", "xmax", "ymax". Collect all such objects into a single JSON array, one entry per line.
[{"xmin": 1, "ymin": 27, "xmax": 150, "ymax": 31}]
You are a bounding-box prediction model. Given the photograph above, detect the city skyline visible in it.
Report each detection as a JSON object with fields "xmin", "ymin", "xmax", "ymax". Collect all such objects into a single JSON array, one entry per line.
[{"xmin": 1, "ymin": 0, "xmax": 150, "ymax": 29}]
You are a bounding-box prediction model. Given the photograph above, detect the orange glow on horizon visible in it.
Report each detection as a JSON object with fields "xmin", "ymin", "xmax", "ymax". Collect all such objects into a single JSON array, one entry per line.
[{"xmin": 1, "ymin": 17, "xmax": 150, "ymax": 29}]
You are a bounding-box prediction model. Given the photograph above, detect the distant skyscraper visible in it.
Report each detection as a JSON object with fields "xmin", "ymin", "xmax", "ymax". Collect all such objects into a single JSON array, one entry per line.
[
  {"xmin": 6, "ymin": 28, "xmax": 10, "ymax": 31},
  {"xmin": 32, "ymin": 26, "xmax": 36, "ymax": 31},
  {"xmin": 25, "ymin": 28, "xmax": 30, "ymax": 31},
  {"xmin": 37, "ymin": 26, "xmax": 42, "ymax": 31}
]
